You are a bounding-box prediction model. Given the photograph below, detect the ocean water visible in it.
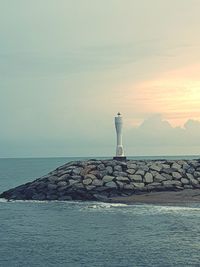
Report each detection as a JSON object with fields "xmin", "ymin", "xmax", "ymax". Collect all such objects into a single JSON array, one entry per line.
[{"xmin": 0, "ymin": 157, "xmax": 200, "ymax": 267}]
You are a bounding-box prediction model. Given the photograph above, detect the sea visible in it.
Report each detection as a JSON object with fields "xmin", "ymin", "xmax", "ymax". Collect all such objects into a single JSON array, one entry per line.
[{"xmin": 0, "ymin": 157, "xmax": 200, "ymax": 267}]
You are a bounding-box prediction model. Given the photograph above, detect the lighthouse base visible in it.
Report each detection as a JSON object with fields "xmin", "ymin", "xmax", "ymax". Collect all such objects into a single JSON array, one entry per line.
[{"xmin": 113, "ymin": 156, "xmax": 127, "ymax": 161}]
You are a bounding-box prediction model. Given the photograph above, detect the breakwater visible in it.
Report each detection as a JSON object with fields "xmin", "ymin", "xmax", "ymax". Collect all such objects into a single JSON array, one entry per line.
[{"xmin": 1, "ymin": 159, "xmax": 200, "ymax": 201}]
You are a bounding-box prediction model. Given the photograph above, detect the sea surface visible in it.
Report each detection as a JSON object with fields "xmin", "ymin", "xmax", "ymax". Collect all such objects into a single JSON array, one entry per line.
[{"xmin": 0, "ymin": 157, "xmax": 200, "ymax": 267}]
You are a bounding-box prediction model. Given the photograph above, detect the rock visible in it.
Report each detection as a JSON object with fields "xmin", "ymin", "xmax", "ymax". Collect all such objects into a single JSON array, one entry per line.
[
  {"xmin": 80, "ymin": 165, "xmax": 96, "ymax": 176},
  {"xmin": 97, "ymin": 164, "xmax": 105, "ymax": 171},
  {"xmin": 57, "ymin": 181, "xmax": 68, "ymax": 187},
  {"xmin": 58, "ymin": 195, "xmax": 72, "ymax": 201},
  {"xmin": 154, "ymin": 173, "xmax": 166, "ymax": 182},
  {"xmin": 106, "ymin": 166, "xmax": 113, "ymax": 175},
  {"xmin": 186, "ymin": 173, "xmax": 194, "ymax": 180},
  {"xmin": 150, "ymin": 164, "xmax": 162, "ymax": 172},
  {"xmin": 93, "ymin": 194, "xmax": 109, "ymax": 201},
  {"xmin": 83, "ymin": 179, "xmax": 92, "ymax": 185},
  {"xmin": 57, "ymin": 174, "xmax": 69, "ymax": 181},
  {"xmin": 47, "ymin": 184, "xmax": 57, "ymax": 190},
  {"xmin": 160, "ymin": 173, "xmax": 173, "ymax": 180},
  {"xmin": 116, "ymin": 176, "xmax": 130, "ymax": 182},
  {"xmin": 126, "ymin": 169, "xmax": 135, "ymax": 174},
  {"xmin": 68, "ymin": 179, "xmax": 79, "ymax": 186},
  {"xmin": 84, "ymin": 174, "xmax": 97, "ymax": 180},
  {"xmin": 172, "ymin": 172, "xmax": 182, "ymax": 180},
  {"xmin": 163, "ymin": 168, "xmax": 177, "ymax": 174},
  {"xmin": 135, "ymin": 170, "xmax": 145, "ymax": 176},
  {"xmin": 162, "ymin": 180, "xmax": 182, "ymax": 187},
  {"xmin": 132, "ymin": 182, "xmax": 145, "ymax": 189},
  {"xmin": 92, "ymin": 179, "xmax": 104, "ymax": 186},
  {"xmin": 114, "ymin": 165, "xmax": 122, "ymax": 172},
  {"xmin": 129, "ymin": 175, "xmax": 143, "ymax": 182},
  {"xmin": 190, "ymin": 178, "xmax": 199, "ymax": 187},
  {"xmin": 149, "ymin": 182, "xmax": 162, "ymax": 187},
  {"xmin": 113, "ymin": 171, "xmax": 128, "ymax": 177},
  {"xmin": 105, "ymin": 181, "xmax": 118, "ymax": 189},
  {"xmin": 116, "ymin": 181, "xmax": 124, "ymax": 189},
  {"xmin": 124, "ymin": 184, "xmax": 134, "ymax": 190},
  {"xmin": 187, "ymin": 167, "xmax": 195, "ymax": 174},
  {"xmin": 181, "ymin": 178, "xmax": 189, "ymax": 185},
  {"xmin": 32, "ymin": 193, "xmax": 46, "ymax": 200},
  {"xmin": 144, "ymin": 173, "xmax": 153, "ymax": 183},
  {"xmin": 172, "ymin": 162, "xmax": 182, "ymax": 170},
  {"xmin": 127, "ymin": 163, "xmax": 137, "ymax": 169},
  {"xmin": 72, "ymin": 167, "xmax": 83, "ymax": 175},
  {"xmin": 102, "ymin": 175, "xmax": 114, "ymax": 183},
  {"xmin": 73, "ymin": 183, "xmax": 85, "ymax": 189},
  {"xmin": 48, "ymin": 176, "xmax": 58, "ymax": 183},
  {"xmin": 86, "ymin": 185, "xmax": 96, "ymax": 191},
  {"xmin": 194, "ymin": 171, "xmax": 200, "ymax": 178},
  {"xmin": 71, "ymin": 175, "xmax": 82, "ymax": 180}
]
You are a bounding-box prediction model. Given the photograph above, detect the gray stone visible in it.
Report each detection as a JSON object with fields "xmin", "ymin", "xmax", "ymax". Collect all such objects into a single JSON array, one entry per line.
[
  {"xmin": 97, "ymin": 164, "xmax": 105, "ymax": 171},
  {"xmin": 58, "ymin": 195, "xmax": 72, "ymax": 201},
  {"xmin": 149, "ymin": 182, "xmax": 162, "ymax": 187},
  {"xmin": 127, "ymin": 163, "xmax": 137, "ymax": 169},
  {"xmin": 124, "ymin": 184, "xmax": 134, "ymax": 190},
  {"xmin": 161, "ymin": 173, "xmax": 173, "ymax": 180},
  {"xmin": 86, "ymin": 185, "xmax": 96, "ymax": 191},
  {"xmin": 113, "ymin": 171, "xmax": 128, "ymax": 177},
  {"xmin": 172, "ymin": 162, "xmax": 182, "ymax": 170},
  {"xmin": 83, "ymin": 179, "xmax": 92, "ymax": 185},
  {"xmin": 57, "ymin": 181, "xmax": 68, "ymax": 187},
  {"xmin": 57, "ymin": 174, "xmax": 69, "ymax": 181},
  {"xmin": 48, "ymin": 176, "xmax": 58, "ymax": 183},
  {"xmin": 103, "ymin": 175, "xmax": 114, "ymax": 183},
  {"xmin": 190, "ymin": 178, "xmax": 199, "ymax": 186},
  {"xmin": 47, "ymin": 184, "xmax": 57, "ymax": 190},
  {"xmin": 114, "ymin": 165, "xmax": 122, "ymax": 172},
  {"xmin": 162, "ymin": 180, "xmax": 182, "ymax": 187},
  {"xmin": 73, "ymin": 183, "xmax": 85, "ymax": 189},
  {"xmin": 181, "ymin": 178, "xmax": 189, "ymax": 185},
  {"xmin": 116, "ymin": 181, "xmax": 124, "ymax": 189},
  {"xmin": 126, "ymin": 169, "xmax": 135, "ymax": 174},
  {"xmin": 116, "ymin": 176, "xmax": 130, "ymax": 182},
  {"xmin": 150, "ymin": 164, "xmax": 162, "ymax": 172},
  {"xmin": 194, "ymin": 171, "xmax": 200, "ymax": 178},
  {"xmin": 72, "ymin": 167, "xmax": 83, "ymax": 175},
  {"xmin": 105, "ymin": 181, "xmax": 118, "ymax": 189},
  {"xmin": 71, "ymin": 175, "xmax": 82, "ymax": 180},
  {"xmin": 172, "ymin": 172, "xmax": 182, "ymax": 180},
  {"xmin": 187, "ymin": 167, "xmax": 195, "ymax": 174},
  {"xmin": 106, "ymin": 166, "xmax": 113, "ymax": 175},
  {"xmin": 162, "ymin": 168, "xmax": 177, "ymax": 174},
  {"xmin": 186, "ymin": 173, "xmax": 194, "ymax": 180},
  {"xmin": 129, "ymin": 174, "xmax": 143, "ymax": 182},
  {"xmin": 84, "ymin": 174, "xmax": 97, "ymax": 180},
  {"xmin": 132, "ymin": 182, "xmax": 145, "ymax": 189},
  {"xmin": 135, "ymin": 170, "xmax": 145, "ymax": 176},
  {"xmin": 92, "ymin": 179, "xmax": 104, "ymax": 186},
  {"xmin": 68, "ymin": 179, "xmax": 79, "ymax": 186},
  {"xmin": 32, "ymin": 193, "xmax": 46, "ymax": 200},
  {"xmin": 144, "ymin": 173, "xmax": 153, "ymax": 183},
  {"xmin": 154, "ymin": 173, "xmax": 166, "ymax": 182}
]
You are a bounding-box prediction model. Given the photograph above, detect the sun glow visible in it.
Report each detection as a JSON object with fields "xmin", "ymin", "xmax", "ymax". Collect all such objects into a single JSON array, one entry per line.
[{"xmin": 125, "ymin": 64, "xmax": 200, "ymax": 127}]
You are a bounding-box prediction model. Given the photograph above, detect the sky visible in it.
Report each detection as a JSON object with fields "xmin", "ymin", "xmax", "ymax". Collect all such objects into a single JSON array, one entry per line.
[{"xmin": 1, "ymin": 0, "xmax": 200, "ymax": 157}]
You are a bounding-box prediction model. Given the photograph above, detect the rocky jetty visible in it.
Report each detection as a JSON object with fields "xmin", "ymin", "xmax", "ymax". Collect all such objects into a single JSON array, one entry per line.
[{"xmin": 1, "ymin": 159, "xmax": 200, "ymax": 202}]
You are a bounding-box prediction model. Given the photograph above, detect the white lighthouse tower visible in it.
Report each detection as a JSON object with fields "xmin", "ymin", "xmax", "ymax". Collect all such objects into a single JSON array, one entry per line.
[{"xmin": 113, "ymin": 112, "xmax": 126, "ymax": 161}]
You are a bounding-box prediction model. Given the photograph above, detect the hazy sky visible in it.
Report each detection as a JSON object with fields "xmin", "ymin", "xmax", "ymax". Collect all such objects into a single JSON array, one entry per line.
[{"xmin": 1, "ymin": 0, "xmax": 200, "ymax": 157}]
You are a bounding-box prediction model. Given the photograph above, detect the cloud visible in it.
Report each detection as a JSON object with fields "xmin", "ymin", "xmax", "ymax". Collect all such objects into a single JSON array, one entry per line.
[{"xmin": 125, "ymin": 115, "xmax": 200, "ymax": 155}]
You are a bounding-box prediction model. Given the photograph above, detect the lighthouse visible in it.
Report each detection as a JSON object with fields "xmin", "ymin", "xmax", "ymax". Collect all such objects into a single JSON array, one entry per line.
[{"xmin": 113, "ymin": 112, "xmax": 126, "ymax": 161}]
